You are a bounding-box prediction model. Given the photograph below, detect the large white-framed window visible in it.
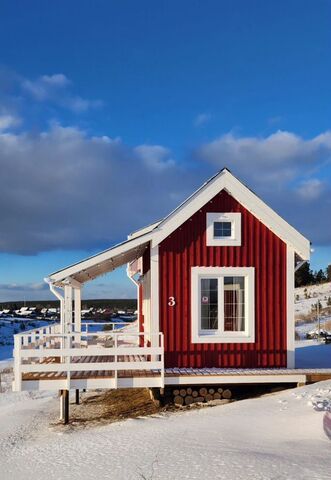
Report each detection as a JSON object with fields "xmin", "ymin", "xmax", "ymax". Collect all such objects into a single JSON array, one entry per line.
[
  {"xmin": 206, "ymin": 212, "xmax": 241, "ymax": 246},
  {"xmin": 191, "ymin": 266, "xmax": 255, "ymax": 343}
]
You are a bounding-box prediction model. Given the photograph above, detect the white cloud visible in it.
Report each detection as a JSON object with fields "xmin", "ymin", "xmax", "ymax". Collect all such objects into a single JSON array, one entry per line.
[
  {"xmin": 194, "ymin": 113, "xmax": 212, "ymax": 127},
  {"xmin": 0, "ymin": 282, "xmax": 47, "ymax": 292},
  {"xmin": 135, "ymin": 145, "xmax": 175, "ymax": 170},
  {"xmin": 296, "ymin": 179, "xmax": 325, "ymax": 200},
  {"xmin": 0, "ymin": 281, "xmax": 51, "ymax": 301},
  {"xmin": 22, "ymin": 74, "xmax": 69, "ymax": 100},
  {"xmin": 0, "ymin": 113, "xmax": 21, "ymax": 131},
  {"xmin": 21, "ymin": 73, "xmax": 102, "ymax": 113},
  {"xmin": 197, "ymin": 130, "xmax": 331, "ymax": 188},
  {"xmin": 40, "ymin": 73, "xmax": 70, "ymax": 87}
]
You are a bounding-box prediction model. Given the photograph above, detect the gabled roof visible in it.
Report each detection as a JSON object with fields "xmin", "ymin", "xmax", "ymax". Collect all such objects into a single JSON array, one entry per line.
[
  {"xmin": 48, "ymin": 168, "xmax": 310, "ymax": 286},
  {"xmin": 150, "ymin": 168, "xmax": 310, "ymax": 259}
]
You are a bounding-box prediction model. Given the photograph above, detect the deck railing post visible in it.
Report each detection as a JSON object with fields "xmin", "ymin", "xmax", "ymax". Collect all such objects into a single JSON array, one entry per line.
[
  {"xmin": 13, "ymin": 335, "xmax": 22, "ymax": 391},
  {"xmin": 66, "ymin": 334, "xmax": 71, "ymax": 390},
  {"xmin": 114, "ymin": 334, "xmax": 118, "ymax": 389},
  {"xmin": 23, "ymin": 334, "xmax": 28, "ymax": 347}
]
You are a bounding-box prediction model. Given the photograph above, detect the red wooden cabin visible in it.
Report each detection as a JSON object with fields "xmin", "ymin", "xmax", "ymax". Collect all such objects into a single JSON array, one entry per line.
[{"xmin": 14, "ymin": 169, "xmax": 312, "ymax": 397}]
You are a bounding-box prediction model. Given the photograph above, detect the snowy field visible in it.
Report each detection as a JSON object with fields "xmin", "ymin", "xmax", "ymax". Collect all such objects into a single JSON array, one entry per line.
[
  {"xmin": 0, "ymin": 374, "xmax": 330, "ymax": 480},
  {"xmin": 0, "ymin": 304, "xmax": 331, "ymax": 478}
]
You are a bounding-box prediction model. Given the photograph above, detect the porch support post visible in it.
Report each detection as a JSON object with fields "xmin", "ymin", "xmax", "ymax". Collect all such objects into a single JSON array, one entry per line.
[
  {"xmin": 74, "ymin": 287, "xmax": 81, "ymax": 333},
  {"xmin": 64, "ymin": 284, "xmax": 73, "ymax": 334},
  {"xmin": 75, "ymin": 389, "xmax": 80, "ymax": 405},
  {"xmin": 61, "ymin": 389, "xmax": 69, "ymax": 424},
  {"xmin": 59, "ymin": 389, "xmax": 64, "ymax": 421}
]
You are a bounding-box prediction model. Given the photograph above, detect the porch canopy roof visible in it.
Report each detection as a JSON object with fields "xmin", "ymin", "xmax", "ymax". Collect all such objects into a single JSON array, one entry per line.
[{"xmin": 47, "ymin": 231, "xmax": 152, "ymax": 287}]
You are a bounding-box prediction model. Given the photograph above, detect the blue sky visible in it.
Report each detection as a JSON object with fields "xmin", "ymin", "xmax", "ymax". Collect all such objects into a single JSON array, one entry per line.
[{"xmin": 0, "ymin": 0, "xmax": 330, "ymax": 301}]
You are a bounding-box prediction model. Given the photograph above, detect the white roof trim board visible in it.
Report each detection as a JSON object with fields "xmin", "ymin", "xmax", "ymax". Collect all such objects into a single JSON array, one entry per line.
[{"xmin": 48, "ymin": 168, "xmax": 310, "ymax": 286}]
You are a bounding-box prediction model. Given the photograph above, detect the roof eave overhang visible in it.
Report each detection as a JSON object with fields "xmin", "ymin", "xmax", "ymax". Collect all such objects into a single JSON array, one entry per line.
[{"xmin": 47, "ymin": 232, "xmax": 153, "ymax": 287}]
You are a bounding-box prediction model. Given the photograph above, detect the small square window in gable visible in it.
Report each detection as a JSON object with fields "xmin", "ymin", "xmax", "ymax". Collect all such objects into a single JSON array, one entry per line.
[
  {"xmin": 213, "ymin": 221, "xmax": 232, "ymax": 238},
  {"xmin": 206, "ymin": 212, "xmax": 241, "ymax": 246}
]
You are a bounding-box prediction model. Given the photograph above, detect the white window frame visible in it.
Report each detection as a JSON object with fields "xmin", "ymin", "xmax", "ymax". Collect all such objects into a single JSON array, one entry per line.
[
  {"xmin": 206, "ymin": 212, "xmax": 241, "ymax": 246},
  {"xmin": 191, "ymin": 266, "xmax": 255, "ymax": 344}
]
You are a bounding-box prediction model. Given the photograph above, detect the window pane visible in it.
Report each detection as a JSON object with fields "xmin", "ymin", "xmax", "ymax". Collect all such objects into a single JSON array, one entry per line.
[
  {"xmin": 224, "ymin": 276, "xmax": 245, "ymax": 331},
  {"xmin": 214, "ymin": 221, "xmax": 232, "ymax": 238},
  {"xmin": 200, "ymin": 278, "xmax": 218, "ymax": 330}
]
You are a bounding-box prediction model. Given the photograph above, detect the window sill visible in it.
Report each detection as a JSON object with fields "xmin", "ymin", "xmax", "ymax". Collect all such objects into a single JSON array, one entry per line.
[{"xmin": 191, "ymin": 333, "xmax": 255, "ymax": 344}]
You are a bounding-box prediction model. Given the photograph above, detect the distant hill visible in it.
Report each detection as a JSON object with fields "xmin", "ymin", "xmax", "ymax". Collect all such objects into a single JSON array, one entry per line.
[{"xmin": 0, "ymin": 298, "xmax": 137, "ymax": 310}]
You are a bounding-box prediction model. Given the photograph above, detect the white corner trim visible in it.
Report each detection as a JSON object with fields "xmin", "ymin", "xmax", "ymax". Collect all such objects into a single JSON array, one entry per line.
[
  {"xmin": 151, "ymin": 169, "xmax": 310, "ymax": 260},
  {"xmin": 287, "ymin": 246, "xmax": 295, "ymax": 368},
  {"xmin": 150, "ymin": 244, "xmax": 159, "ymax": 343},
  {"xmin": 191, "ymin": 266, "xmax": 255, "ymax": 344},
  {"xmin": 206, "ymin": 212, "xmax": 241, "ymax": 246}
]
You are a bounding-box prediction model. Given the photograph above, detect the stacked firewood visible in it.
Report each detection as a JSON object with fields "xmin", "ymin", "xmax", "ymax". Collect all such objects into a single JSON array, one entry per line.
[{"xmin": 172, "ymin": 387, "xmax": 232, "ymax": 406}]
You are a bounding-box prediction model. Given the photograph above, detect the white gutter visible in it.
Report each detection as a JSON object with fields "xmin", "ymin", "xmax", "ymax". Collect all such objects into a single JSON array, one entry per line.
[
  {"xmin": 44, "ymin": 277, "xmax": 64, "ymax": 332},
  {"xmin": 126, "ymin": 265, "xmax": 140, "ymax": 325}
]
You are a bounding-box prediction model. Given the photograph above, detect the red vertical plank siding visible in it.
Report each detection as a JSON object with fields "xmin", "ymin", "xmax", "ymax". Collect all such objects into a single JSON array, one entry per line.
[{"xmin": 159, "ymin": 190, "xmax": 287, "ymax": 368}]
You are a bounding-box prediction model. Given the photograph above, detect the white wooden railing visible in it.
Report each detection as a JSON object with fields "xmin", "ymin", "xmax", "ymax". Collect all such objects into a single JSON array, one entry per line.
[{"xmin": 13, "ymin": 323, "xmax": 164, "ymax": 391}]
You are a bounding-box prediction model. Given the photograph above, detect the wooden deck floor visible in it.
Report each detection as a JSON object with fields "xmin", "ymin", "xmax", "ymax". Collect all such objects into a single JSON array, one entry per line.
[
  {"xmin": 22, "ymin": 354, "xmax": 160, "ymax": 381},
  {"xmin": 21, "ymin": 354, "xmax": 331, "ymax": 384}
]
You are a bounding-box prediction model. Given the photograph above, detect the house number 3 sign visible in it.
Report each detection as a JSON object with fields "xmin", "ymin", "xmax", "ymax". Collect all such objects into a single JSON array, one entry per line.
[{"xmin": 168, "ymin": 296, "xmax": 176, "ymax": 307}]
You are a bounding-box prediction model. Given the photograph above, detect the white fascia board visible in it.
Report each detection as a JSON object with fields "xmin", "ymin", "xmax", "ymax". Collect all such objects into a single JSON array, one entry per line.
[
  {"xmin": 152, "ymin": 170, "xmax": 310, "ymax": 259},
  {"xmin": 49, "ymin": 232, "xmax": 153, "ymax": 284},
  {"xmin": 128, "ymin": 221, "xmax": 161, "ymax": 240}
]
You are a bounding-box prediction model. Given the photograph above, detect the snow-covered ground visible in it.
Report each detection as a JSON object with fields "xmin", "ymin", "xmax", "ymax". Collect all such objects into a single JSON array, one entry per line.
[
  {"xmin": 0, "ymin": 316, "xmax": 330, "ymax": 478},
  {"xmin": 0, "ymin": 373, "xmax": 330, "ymax": 480},
  {"xmin": 295, "ymin": 282, "xmax": 331, "ymax": 316}
]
